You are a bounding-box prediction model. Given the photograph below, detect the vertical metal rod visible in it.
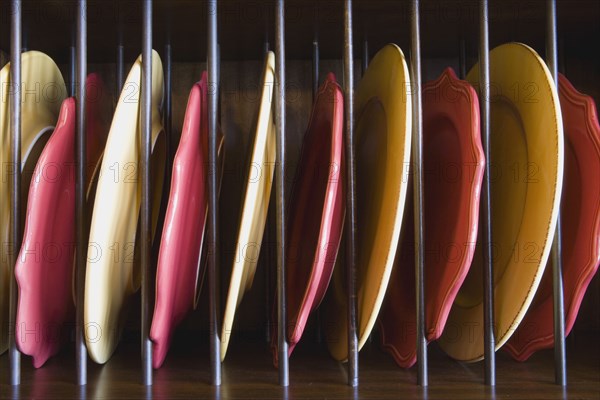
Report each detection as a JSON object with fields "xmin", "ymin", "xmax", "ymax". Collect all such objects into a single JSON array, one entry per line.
[
  {"xmin": 263, "ymin": 38, "xmax": 272, "ymax": 344},
  {"xmin": 164, "ymin": 43, "xmax": 172, "ymax": 183},
  {"xmin": 312, "ymin": 37, "xmax": 323, "ymax": 345},
  {"xmin": 479, "ymin": 0, "xmax": 496, "ymax": 386},
  {"xmin": 75, "ymin": 0, "xmax": 88, "ymax": 386},
  {"xmin": 410, "ymin": 0, "xmax": 428, "ymax": 387},
  {"xmin": 141, "ymin": 0, "xmax": 153, "ymax": 386},
  {"xmin": 459, "ymin": 38, "xmax": 467, "ymax": 79},
  {"xmin": 546, "ymin": 0, "xmax": 567, "ymax": 387},
  {"xmin": 362, "ymin": 38, "xmax": 368, "ymax": 75},
  {"xmin": 116, "ymin": 40, "xmax": 125, "ymax": 98},
  {"xmin": 312, "ymin": 41, "xmax": 319, "ymax": 100},
  {"xmin": 207, "ymin": 0, "xmax": 222, "ymax": 386},
  {"xmin": 69, "ymin": 41, "xmax": 76, "ymax": 97},
  {"xmin": 8, "ymin": 0, "xmax": 22, "ymax": 386},
  {"xmin": 275, "ymin": 0, "xmax": 289, "ymax": 387},
  {"xmin": 343, "ymin": 0, "xmax": 358, "ymax": 388}
]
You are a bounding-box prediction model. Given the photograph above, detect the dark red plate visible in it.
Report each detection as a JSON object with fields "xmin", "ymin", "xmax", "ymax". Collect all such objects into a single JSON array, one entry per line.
[
  {"xmin": 379, "ymin": 67, "xmax": 485, "ymax": 368},
  {"xmin": 505, "ymin": 73, "xmax": 600, "ymax": 361},
  {"xmin": 271, "ymin": 73, "xmax": 345, "ymax": 364}
]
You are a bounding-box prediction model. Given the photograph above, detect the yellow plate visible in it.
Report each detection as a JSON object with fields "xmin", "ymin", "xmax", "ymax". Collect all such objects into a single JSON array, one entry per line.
[
  {"xmin": 0, "ymin": 52, "xmax": 66, "ymax": 354},
  {"xmin": 85, "ymin": 51, "xmax": 166, "ymax": 364},
  {"xmin": 221, "ymin": 51, "xmax": 276, "ymax": 360},
  {"xmin": 324, "ymin": 44, "xmax": 412, "ymax": 361},
  {"xmin": 439, "ymin": 43, "xmax": 564, "ymax": 361}
]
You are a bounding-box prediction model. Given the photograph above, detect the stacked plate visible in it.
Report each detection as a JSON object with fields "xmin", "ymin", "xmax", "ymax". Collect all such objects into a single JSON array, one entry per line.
[
  {"xmin": 1, "ymin": 52, "xmax": 66, "ymax": 357},
  {"xmin": 3, "ymin": 41, "xmax": 598, "ymax": 369},
  {"xmin": 379, "ymin": 67, "xmax": 484, "ymax": 367},
  {"xmin": 15, "ymin": 73, "xmax": 111, "ymax": 368},
  {"xmin": 271, "ymin": 72, "xmax": 345, "ymax": 364},
  {"xmin": 85, "ymin": 51, "xmax": 166, "ymax": 364},
  {"xmin": 324, "ymin": 44, "xmax": 413, "ymax": 361},
  {"xmin": 221, "ymin": 51, "xmax": 276, "ymax": 361}
]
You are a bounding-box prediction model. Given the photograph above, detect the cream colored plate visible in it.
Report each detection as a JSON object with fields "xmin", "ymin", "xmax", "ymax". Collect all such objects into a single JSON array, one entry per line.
[
  {"xmin": 0, "ymin": 52, "xmax": 66, "ymax": 354},
  {"xmin": 221, "ymin": 51, "xmax": 276, "ymax": 360},
  {"xmin": 324, "ymin": 44, "xmax": 412, "ymax": 361},
  {"xmin": 85, "ymin": 51, "xmax": 166, "ymax": 364},
  {"xmin": 439, "ymin": 42, "xmax": 564, "ymax": 361}
]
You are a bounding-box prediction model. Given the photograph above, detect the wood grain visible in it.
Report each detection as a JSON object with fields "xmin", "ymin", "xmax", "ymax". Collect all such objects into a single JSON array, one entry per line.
[{"xmin": 1, "ymin": 332, "xmax": 599, "ymax": 399}]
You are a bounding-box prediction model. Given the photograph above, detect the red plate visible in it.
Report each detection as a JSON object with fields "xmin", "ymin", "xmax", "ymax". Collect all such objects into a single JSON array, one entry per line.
[
  {"xmin": 150, "ymin": 73, "xmax": 208, "ymax": 369},
  {"xmin": 379, "ymin": 68, "xmax": 484, "ymax": 368},
  {"xmin": 14, "ymin": 74, "xmax": 110, "ymax": 368},
  {"xmin": 505, "ymin": 74, "xmax": 600, "ymax": 361},
  {"xmin": 271, "ymin": 73, "xmax": 345, "ymax": 364},
  {"xmin": 150, "ymin": 72, "xmax": 224, "ymax": 369}
]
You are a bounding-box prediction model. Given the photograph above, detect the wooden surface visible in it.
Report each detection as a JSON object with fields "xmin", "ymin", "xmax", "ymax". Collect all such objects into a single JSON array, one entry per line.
[{"xmin": 1, "ymin": 331, "xmax": 598, "ymax": 399}]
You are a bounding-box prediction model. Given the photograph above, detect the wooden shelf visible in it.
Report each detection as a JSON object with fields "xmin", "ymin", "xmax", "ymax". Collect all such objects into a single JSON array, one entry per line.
[{"xmin": 1, "ymin": 332, "xmax": 598, "ymax": 398}]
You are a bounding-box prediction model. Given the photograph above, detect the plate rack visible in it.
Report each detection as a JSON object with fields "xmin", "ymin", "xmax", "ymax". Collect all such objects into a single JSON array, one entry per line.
[{"xmin": 2, "ymin": 0, "xmax": 590, "ymax": 392}]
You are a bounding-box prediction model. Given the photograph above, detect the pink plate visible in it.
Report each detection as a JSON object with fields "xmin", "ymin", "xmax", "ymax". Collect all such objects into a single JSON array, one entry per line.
[
  {"xmin": 15, "ymin": 74, "xmax": 111, "ymax": 368},
  {"xmin": 379, "ymin": 68, "xmax": 485, "ymax": 368},
  {"xmin": 505, "ymin": 74, "xmax": 600, "ymax": 361},
  {"xmin": 150, "ymin": 72, "xmax": 224, "ymax": 369},
  {"xmin": 271, "ymin": 73, "xmax": 345, "ymax": 364}
]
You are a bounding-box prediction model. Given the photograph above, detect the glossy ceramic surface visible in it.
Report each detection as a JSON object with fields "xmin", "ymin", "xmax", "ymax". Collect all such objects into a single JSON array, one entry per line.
[
  {"xmin": 505, "ymin": 74, "xmax": 600, "ymax": 361},
  {"xmin": 0, "ymin": 51, "xmax": 66, "ymax": 354},
  {"xmin": 379, "ymin": 68, "xmax": 485, "ymax": 368},
  {"xmin": 439, "ymin": 43, "xmax": 564, "ymax": 362},
  {"xmin": 324, "ymin": 44, "xmax": 412, "ymax": 361},
  {"xmin": 85, "ymin": 51, "xmax": 166, "ymax": 364},
  {"xmin": 13, "ymin": 74, "xmax": 111, "ymax": 368},
  {"xmin": 150, "ymin": 72, "xmax": 224, "ymax": 369},
  {"xmin": 271, "ymin": 73, "xmax": 345, "ymax": 364},
  {"xmin": 221, "ymin": 51, "xmax": 276, "ymax": 361},
  {"xmin": 14, "ymin": 98, "xmax": 77, "ymax": 368}
]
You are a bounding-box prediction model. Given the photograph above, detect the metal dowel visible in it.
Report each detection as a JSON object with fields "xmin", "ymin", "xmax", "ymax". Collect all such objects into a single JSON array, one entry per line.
[
  {"xmin": 207, "ymin": 0, "xmax": 222, "ymax": 386},
  {"xmin": 459, "ymin": 38, "xmax": 467, "ymax": 79},
  {"xmin": 8, "ymin": 0, "xmax": 22, "ymax": 386},
  {"xmin": 312, "ymin": 37, "xmax": 323, "ymax": 345},
  {"xmin": 312, "ymin": 40, "xmax": 319, "ymax": 100},
  {"xmin": 116, "ymin": 40, "xmax": 125, "ymax": 99},
  {"xmin": 69, "ymin": 41, "xmax": 76, "ymax": 97},
  {"xmin": 164, "ymin": 43, "xmax": 172, "ymax": 184},
  {"xmin": 362, "ymin": 38, "xmax": 368, "ymax": 75},
  {"xmin": 546, "ymin": 0, "xmax": 567, "ymax": 387},
  {"xmin": 275, "ymin": 0, "xmax": 289, "ymax": 387},
  {"xmin": 75, "ymin": 0, "xmax": 88, "ymax": 386},
  {"xmin": 141, "ymin": 0, "xmax": 153, "ymax": 386},
  {"xmin": 343, "ymin": 0, "xmax": 358, "ymax": 388},
  {"xmin": 410, "ymin": 0, "xmax": 428, "ymax": 387},
  {"xmin": 263, "ymin": 38, "xmax": 272, "ymax": 344},
  {"xmin": 479, "ymin": 0, "xmax": 496, "ymax": 386}
]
